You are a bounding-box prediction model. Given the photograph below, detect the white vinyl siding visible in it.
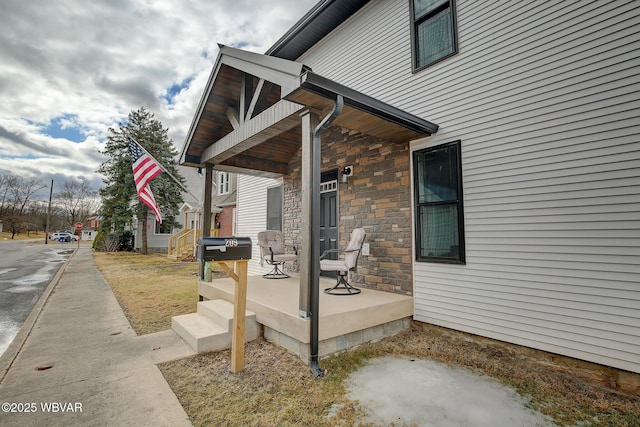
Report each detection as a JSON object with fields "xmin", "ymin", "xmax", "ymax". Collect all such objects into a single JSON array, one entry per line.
[
  {"xmin": 299, "ymin": 0, "xmax": 640, "ymax": 373},
  {"xmin": 236, "ymin": 174, "xmax": 283, "ymax": 276}
]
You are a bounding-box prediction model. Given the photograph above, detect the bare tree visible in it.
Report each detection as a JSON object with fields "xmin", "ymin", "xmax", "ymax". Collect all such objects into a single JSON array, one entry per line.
[
  {"xmin": 2, "ymin": 202, "xmax": 41, "ymax": 238},
  {"xmin": 56, "ymin": 179, "xmax": 99, "ymax": 228},
  {"xmin": 7, "ymin": 176, "xmax": 45, "ymax": 216},
  {"xmin": 0, "ymin": 175, "xmax": 8, "ymax": 216},
  {"xmin": 0, "ymin": 175, "xmax": 46, "ymax": 238},
  {"xmin": 0, "ymin": 175, "xmax": 19, "ymax": 217}
]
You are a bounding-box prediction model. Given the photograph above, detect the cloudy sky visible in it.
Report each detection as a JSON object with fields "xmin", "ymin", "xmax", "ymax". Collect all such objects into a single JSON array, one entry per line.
[{"xmin": 0, "ymin": 0, "xmax": 317, "ymax": 197}]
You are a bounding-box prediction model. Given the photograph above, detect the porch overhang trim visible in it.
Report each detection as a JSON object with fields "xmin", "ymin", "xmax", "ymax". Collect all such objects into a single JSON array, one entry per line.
[
  {"xmin": 180, "ymin": 44, "xmax": 308, "ymax": 167},
  {"xmin": 209, "ymin": 163, "xmax": 283, "ymax": 179},
  {"xmin": 183, "ymin": 154, "xmax": 201, "ymax": 166},
  {"xmin": 291, "ymin": 71, "xmax": 439, "ymax": 136},
  {"xmin": 219, "ymin": 45, "xmax": 307, "ymax": 96},
  {"xmin": 221, "ymin": 154, "xmax": 289, "ymax": 176},
  {"xmin": 181, "ymin": 46, "xmax": 439, "ymax": 173},
  {"xmin": 200, "ymin": 99, "xmax": 305, "ymax": 165},
  {"xmin": 179, "ymin": 202, "xmax": 194, "ymax": 212}
]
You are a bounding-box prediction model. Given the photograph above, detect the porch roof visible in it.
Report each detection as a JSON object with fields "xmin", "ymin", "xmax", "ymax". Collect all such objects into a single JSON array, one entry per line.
[{"xmin": 180, "ymin": 45, "xmax": 438, "ymax": 177}]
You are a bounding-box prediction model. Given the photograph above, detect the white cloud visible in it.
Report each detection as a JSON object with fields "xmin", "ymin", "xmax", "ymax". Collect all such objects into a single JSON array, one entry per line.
[{"xmin": 0, "ymin": 0, "xmax": 316, "ymax": 197}]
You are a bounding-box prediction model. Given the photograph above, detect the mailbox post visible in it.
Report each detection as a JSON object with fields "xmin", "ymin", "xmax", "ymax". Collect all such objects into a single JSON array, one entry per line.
[{"xmin": 197, "ymin": 237, "xmax": 252, "ymax": 373}]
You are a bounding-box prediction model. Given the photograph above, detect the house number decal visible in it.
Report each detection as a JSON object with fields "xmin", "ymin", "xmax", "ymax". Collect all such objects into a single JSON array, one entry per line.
[{"xmin": 225, "ymin": 239, "xmax": 238, "ymax": 247}]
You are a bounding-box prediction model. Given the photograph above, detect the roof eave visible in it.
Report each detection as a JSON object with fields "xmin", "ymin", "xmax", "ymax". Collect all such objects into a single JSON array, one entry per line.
[
  {"xmin": 266, "ymin": 0, "xmax": 371, "ymax": 60},
  {"xmin": 297, "ymin": 71, "xmax": 439, "ymax": 136}
]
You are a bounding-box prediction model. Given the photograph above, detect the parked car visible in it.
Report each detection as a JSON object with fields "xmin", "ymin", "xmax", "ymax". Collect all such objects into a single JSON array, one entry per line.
[{"xmin": 49, "ymin": 232, "xmax": 77, "ymax": 242}]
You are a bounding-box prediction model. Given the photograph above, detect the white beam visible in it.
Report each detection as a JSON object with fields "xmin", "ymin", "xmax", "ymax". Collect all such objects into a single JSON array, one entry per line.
[
  {"xmin": 245, "ymin": 78, "xmax": 265, "ymax": 122},
  {"xmin": 225, "ymin": 106, "xmax": 241, "ymax": 130}
]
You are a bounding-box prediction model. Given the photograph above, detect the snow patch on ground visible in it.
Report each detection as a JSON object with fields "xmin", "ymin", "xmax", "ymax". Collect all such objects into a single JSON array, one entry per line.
[{"xmin": 346, "ymin": 355, "xmax": 556, "ymax": 427}]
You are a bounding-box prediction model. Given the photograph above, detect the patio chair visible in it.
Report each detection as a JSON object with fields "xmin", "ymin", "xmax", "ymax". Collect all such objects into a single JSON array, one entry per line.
[
  {"xmin": 320, "ymin": 228, "xmax": 366, "ymax": 295},
  {"xmin": 257, "ymin": 230, "xmax": 298, "ymax": 279}
]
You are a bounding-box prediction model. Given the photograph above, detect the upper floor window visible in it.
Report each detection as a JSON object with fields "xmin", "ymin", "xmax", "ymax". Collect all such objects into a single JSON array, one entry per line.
[
  {"xmin": 410, "ymin": 0, "xmax": 457, "ymax": 71},
  {"xmin": 413, "ymin": 141, "xmax": 465, "ymax": 263},
  {"xmin": 218, "ymin": 172, "xmax": 230, "ymax": 195}
]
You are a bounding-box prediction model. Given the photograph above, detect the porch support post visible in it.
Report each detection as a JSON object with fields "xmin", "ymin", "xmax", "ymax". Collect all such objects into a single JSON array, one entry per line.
[
  {"xmin": 203, "ymin": 164, "xmax": 214, "ymax": 238},
  {"xmin": 298, "ymin": 109, "xmax": 319, "ymax": 319}
]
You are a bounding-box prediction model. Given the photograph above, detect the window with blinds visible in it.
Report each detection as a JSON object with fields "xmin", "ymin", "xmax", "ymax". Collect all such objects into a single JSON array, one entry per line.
[
  {"xmin": 410, "ymin": 0, "xmax": 457, "ymax": 71},
  {"xmin": 413, "ymin": 141, "xmax": 465, "ymax": 263}
]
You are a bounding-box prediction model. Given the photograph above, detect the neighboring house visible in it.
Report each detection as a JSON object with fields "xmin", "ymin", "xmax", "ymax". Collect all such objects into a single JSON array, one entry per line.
[
  {"xmin": 180, "ymin": 0, "xmax": 640, "ymax": 375},
  {"xmin": 213, "ymin": 170, "xmax": 237, "ymax": 237},
  {"xmin": 134, "ymin": 165, "xmax": 200, "ymax": 252},
  {"xmin": 134, "ymin": 165, "xmax": 238, "ymax": 253},
  {"xmin": 81, "ymin": 216, "xmax": 101, "ymax": 241},
  {"xmin": 235, "ymin": 174, "xmax": 284, "ymax": 276}
]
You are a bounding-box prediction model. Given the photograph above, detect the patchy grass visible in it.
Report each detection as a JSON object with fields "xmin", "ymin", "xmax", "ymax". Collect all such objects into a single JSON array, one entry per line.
[
  {"xmin": 0, "ymin": 231, "xmax": 91, "ymax": 245},
  {"xmin": 160, "ymin": 324, "xmax": 640, "ymax": 427},
  {"xmin": 159, "ymin": 339, "xmax": 371, "ymax": 427},
  {"xmin": 93, "ymin": 251, "xmax": 199, "ymax": 334},
  {"xmin": 94, "ymin": 251, "xmax": 640, "ymax": 426},
  {"xmin": 0, "ymin": 231, "xmax": 46, "ymax": 241}
]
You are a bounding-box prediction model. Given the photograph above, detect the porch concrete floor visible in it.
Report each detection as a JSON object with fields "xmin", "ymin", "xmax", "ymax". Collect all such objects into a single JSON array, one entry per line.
[{"xmin": 198, "ymin": 274, "xmax": 413, "ymax": 360}]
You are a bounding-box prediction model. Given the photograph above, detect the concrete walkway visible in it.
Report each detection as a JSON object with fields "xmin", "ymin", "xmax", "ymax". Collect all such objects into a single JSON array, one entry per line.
[{"xmin": 0, "ymin": 247, "xmax": 195, "ymax": 426}]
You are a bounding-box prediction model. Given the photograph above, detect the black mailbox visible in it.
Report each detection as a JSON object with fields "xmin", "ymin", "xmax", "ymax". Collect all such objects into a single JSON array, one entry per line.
[
  {"xmin": 197, "ymin": 237, "xmax": 252, "ymax": 279},
  {"xmin": 198, "ymin": 237, "xmax": 252, "ymax": 261}
]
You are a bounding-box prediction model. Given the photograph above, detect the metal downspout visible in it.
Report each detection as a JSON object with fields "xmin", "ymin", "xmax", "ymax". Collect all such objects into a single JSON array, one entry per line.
[{"xmin": 310, "ymin": 95, "xmax": 344, "ymax": 378}]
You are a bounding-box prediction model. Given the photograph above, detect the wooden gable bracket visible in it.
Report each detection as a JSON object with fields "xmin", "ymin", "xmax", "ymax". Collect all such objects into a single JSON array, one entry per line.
[
  {"xmin": 225, "ymin": 73, "xmax": 267, "ymax": 131},
  {"xmin": 245, "ymin": 78, "xmax": 265, "ymax": 122},
  {"xmin": 225, "ymin": 106, "xmax": 241, "ymax": 130}
]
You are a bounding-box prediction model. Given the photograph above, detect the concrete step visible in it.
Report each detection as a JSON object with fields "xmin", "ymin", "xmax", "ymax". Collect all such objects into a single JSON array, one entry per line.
[
  {"xmin": 172, "ymin": 299, "xmax": 261, "ymax": 353},
  {"xmin": 171, "ymin": 313, "xmax": 229, "ymax": 353},
  {"xmin": 198, "ymin": 299, "xmax": 261, "ymax": 341},
  {"xmin": 198, "ymin": 299, "xmax": 235, "ymax": 330}
]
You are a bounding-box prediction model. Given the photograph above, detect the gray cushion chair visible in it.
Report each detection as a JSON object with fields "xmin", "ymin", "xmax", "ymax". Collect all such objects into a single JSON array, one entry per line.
[
  {"xmin": 320, "ymin": 228, "xmax": 366, "ymax": 295},
  {"xmin": 257, "ymin": 230, "xmax": 298, "ymax": 279}
]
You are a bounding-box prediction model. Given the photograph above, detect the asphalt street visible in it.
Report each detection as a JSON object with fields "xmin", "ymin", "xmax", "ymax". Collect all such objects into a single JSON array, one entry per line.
[{"xmin": 0, "ymin": 239, "xmax": 74, "ymax": 357}]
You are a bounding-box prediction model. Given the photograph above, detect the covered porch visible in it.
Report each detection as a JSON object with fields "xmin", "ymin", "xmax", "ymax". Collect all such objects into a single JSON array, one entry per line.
[
  {"xmin": 197, "ymin": 274, "xmax": 412, "ymax": 361},
  {"xmin": 177, "ymin": 44, "xmax": 437, "ymax": 368}
]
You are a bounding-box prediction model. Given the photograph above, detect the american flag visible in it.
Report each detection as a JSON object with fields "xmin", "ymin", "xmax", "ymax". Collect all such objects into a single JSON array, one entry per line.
[{"xmin": 128, "ymin": 138, "xmax": 163, "ymax": 224}]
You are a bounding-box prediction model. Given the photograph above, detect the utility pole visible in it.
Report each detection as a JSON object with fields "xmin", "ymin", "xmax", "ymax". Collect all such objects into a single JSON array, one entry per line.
[{"xmin": 44, "ymin": 179, "xmax": 53, "ymax": 245}]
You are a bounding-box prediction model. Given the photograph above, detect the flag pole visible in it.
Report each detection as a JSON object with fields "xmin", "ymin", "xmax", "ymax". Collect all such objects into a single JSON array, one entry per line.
[{"xmin": 128, "ymin": 135, "xmax": 201, "ymax": 202}]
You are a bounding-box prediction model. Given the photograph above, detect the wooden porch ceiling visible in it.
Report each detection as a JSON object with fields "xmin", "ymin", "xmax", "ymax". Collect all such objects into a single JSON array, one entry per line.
[
  {"xmin": 198, "ymin": 99, "xmax": 305, "ymax": 178},
  {"xmin": 285, "ymin": 73, "xmax": 438, "ymax": 144},
  {"xmin": 212, "ymin": 127, "xmax": 303, "ymax": 178},
  {"xmin": 183, "ymin": 63, "xmax": 283, "ymax": 164},
  {"xmin": 290, "ymin": 90, "xmax": 402, "ymax": 138}
]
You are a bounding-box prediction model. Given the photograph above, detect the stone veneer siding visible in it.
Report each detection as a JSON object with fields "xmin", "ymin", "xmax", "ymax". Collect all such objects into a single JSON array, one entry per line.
[{"xmin": 283, "ymin": 126, "xmax": 413, "ymax": 295}]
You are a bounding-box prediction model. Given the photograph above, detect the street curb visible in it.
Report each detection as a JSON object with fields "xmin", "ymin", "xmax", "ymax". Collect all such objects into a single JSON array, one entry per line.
[{"xmin": 0, "ymin": 247, "xmax": 78, "ymax": 384}]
